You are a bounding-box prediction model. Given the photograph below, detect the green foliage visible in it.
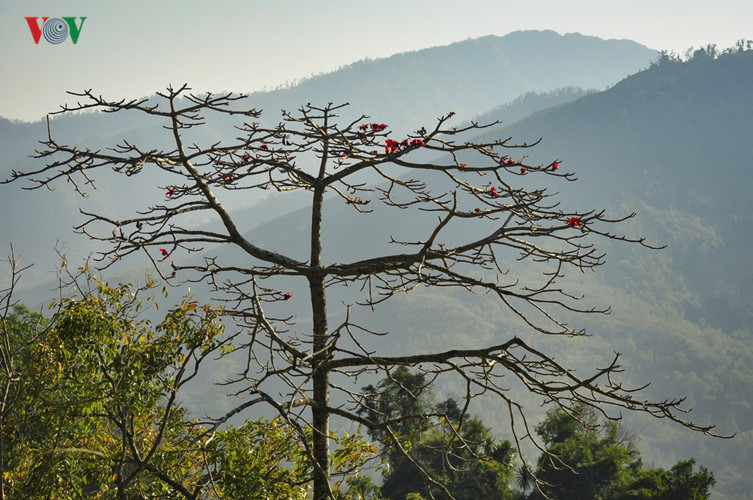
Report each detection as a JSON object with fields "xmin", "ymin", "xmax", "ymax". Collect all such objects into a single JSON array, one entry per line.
[
  {"xmin": 532, "ymin": 407, "xmax": 639, "ymax": 500},
  {"xmin": 1, "ymin": 270, "xmax": 380, "ymax": 498},
  {"xmin": 527, "ymin": 406, "xmax": 715, "ymax": 500},
  {"xmin": 337, "ymin": 475, "xmax": 384, "ymax": 500},
  {"xmin": 1, "ymin": 274, "xmax": 220, "ymax": 498},
  {"xmin": 360, "ymin": 369, "xmax": 518, "ymax": 499},
  {"xmin": 616, "ymin": 459, "xmax": 715, "ymax": 500},
  {"xmin": 205, "ymin": 417, "xmax": 310, "ymax": 499},
  {"xmin": 360, "ymin": 366, "xmax": 433, "ymax": 446},
  {"xmin": 0, "ymin": 304, "xmax": 54, "ymax": 496}
]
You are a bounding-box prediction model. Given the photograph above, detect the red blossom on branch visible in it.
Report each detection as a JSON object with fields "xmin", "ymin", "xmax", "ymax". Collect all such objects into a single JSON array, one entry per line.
[
  {"xmin": 489, "ymin": 187, "xmax": 500, "ymax": 198},
  {"xmin": 520, "ymin": 167, "xmax": 527, "ymax": 175},
  {"xmin": 552, "ymin": 160, "xmax": 560, "ymax": 171},
  {"xmin": 359, "ymin": 123, "xmax": 388, "ymax": 132},
  {"xmin": 159, "ymin": 248, "xmax": 170, "ymax": 258},
  {"xmin": 166, "ymin": 186, "xmax": 177, "ymax": 197},
  {"xmin": 346, "ymin": 196, "xmax": 367, "ymax": 205},
  {"xmin": 260, "ymin": 144, "xmax": 269, "ymax": 151},
  {"xmin": 385, "ymin": 139, "xmax": 400, "ymax": 154},
  {"xmin": 385, "ymin": 138, "xmax": 424, "ymax": 154},
  {"xmin": 283, "ymin": 292, "xmax": 293, "ymax": 300},
  {"xmin": 459, "ymin": 163, "xmax": 468, "ymax": 168},
  {"xmin": 567, "ymin": 216, "xmax": 580, "ymax": 227}
]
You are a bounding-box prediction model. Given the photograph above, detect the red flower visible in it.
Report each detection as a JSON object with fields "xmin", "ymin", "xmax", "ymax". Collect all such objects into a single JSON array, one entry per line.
[
  {"xmin": 567, "ymin": 216, "xmax": 580, "ymax": 227},
  {"xmin": 459, "ymin": 163, "xmax": 468, "ymax": 168},
  {"xmin": 474, "ymin": 207, "xmax": 482, "ymax": 213},
  {"xmin": 166, "ymin": 186, "xmax": 177, "ymax": 197},
  {"xmin": 242, "ymin": 155, "xmax": 252, "ymax": 164},
  {"xmin": 359, "ymin": 124, "xmax": 369, "ymax": 131},
  {"xmin": 520, "ymin": 167, "xmax": 527, "ymax": 175},
  {"xmin": 385, "ymin": 139, "xmax": 400, "ymax": 154},
  {"xmin": 159, "ymin": 248, "xmax": 170, "ymax": 258},
  {"xmin": 283, "ymin": 292, "xmax": 293, "ymax": 300},
  {"xmin": 409, "ymin": 139, "xmax": 425, "ymax": 147},
  {"xmin": 171, "ymin": 270, "xmax": 177, "ymax": 278},
  {"xmin": 499, "ymin": 156, "xmax": 515, "ymax": 165},
  {"xmin": 489, "ymin": 187, "xmax": 500, "ymax": 198},
  {"xmin": 552, "ymin": 160, "xmax": 560, "ymax": 171},
  {"xmin": 260, "ymin": 144, "xmax": 269, "ymax": 151}
]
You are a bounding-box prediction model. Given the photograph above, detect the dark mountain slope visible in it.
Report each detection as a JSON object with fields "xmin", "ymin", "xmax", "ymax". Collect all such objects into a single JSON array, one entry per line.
[{"xmin": 478, "ymin": 47, "xmax": 753, "ymax": 332}]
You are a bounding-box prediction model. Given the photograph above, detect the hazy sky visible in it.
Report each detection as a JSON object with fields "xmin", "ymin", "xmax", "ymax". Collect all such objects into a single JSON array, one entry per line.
[{"xmin": 2, "ymin": 0, "xmax": 751, "ymax": 122}]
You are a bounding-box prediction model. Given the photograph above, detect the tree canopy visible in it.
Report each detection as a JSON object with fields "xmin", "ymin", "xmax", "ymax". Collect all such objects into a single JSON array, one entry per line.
[
  {"xmin": 523, "ymin": 405, "xmax": 715, "ymax": 500},
  {"xmin": 0, "ymin": 258, "xmax": 374, "ymax": 499}
]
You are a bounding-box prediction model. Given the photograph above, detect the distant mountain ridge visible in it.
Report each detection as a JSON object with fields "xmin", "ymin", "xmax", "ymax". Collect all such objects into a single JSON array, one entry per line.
[{"xmin": 245, "ymin": 30, "xmax": 656, "ymax": 132}]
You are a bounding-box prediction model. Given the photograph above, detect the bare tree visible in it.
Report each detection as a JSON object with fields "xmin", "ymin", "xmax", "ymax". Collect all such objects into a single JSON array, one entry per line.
[{"xmin": 4, "ymin": 86, "xmax": 723, "ymax": 499}]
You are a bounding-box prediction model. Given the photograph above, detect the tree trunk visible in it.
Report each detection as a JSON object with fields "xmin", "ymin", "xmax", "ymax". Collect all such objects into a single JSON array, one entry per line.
[
  {"xmin": 310, "ymin": 137, "xmax": 330, "ymax": 498},
  {"xmin": 310, "ymin": 274, "xmax": 330, "ymax": 499}
]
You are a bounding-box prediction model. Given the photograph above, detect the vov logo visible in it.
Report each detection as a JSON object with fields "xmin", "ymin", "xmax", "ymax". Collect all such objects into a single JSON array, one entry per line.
[{"xmin": 25, "ymin": 17, "xmax": 86, "ymax": 44}]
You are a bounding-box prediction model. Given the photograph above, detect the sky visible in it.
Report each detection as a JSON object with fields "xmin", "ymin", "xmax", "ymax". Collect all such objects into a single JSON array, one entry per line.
[{"xmin": 1, "ymin": 0, "xmax": 752, "ymax": 122}]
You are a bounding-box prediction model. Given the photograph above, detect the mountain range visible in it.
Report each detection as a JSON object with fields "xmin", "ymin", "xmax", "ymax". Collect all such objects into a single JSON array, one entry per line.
[{"xmin": 2, "ymin": 31, "xmax": 752, "ymax": 498}]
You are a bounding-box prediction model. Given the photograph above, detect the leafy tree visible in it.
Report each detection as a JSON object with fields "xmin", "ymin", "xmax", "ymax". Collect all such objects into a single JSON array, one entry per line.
[
  {"xmin": 337, "ymin": 475, "xmax": 384, "ymax": 500},
  {"xmin": 0, "ymin": 257, "xmax": 376, "ymax": 498},
  {"xmin": 616, "ymin": 459, "xmax": 715, "ymax": 500},
  {"xmin": 0, "ymin": 249, "xmax": 52, "ymax": 500},
  {"xmin": 361, "ymin": 368, "xmax": 518, "ymax": 499},
  {"xmin": 525, "ymin": 405, "xmax": 715, "ymax": 500},
  {"xmin": 4, "ymin": 87, "xmax": 724, "ymax": 498},
  {"xmin": 0, "ymin": 262, "xmax": 227, "ymax": 498}
]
